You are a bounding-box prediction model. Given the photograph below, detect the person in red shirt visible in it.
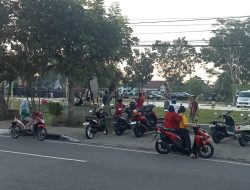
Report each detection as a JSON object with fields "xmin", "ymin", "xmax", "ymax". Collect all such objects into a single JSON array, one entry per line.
[
  {"xmin": 189, "ymin": 96, "xmax": 199, "ymax": 123},
  {"xmin": 115, "ymin": 99, "xmax": 125, "ymax": 117},
  {"xmin": 164, "ymin": 105, "xmax": 182, "ymax": 129},
  {"xmin": 136, "ymin": 93, "xmax": 145, "ymax": 109}
]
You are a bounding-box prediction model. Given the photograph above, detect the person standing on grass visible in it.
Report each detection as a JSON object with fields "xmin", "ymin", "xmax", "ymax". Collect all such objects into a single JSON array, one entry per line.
[
  {"xmin": 189, "ymin": 95, "xmax": 199, "ymax": 123},
  {"xmin": 136, "ymin": 92, "xmax": 145, "ymax": 109},
  {"xmin": 102, "ymin": 91, "xmax": 112, "ymax": 116},
  {"xmin": 164, "ymin": 94, "xmax": 171, "ymax": 111}
]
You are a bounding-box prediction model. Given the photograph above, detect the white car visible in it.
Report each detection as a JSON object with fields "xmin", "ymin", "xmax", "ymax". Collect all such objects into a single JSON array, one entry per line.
[{"xmin": 236, "ymin": 91, "xmax": 250, "ymax": 107}]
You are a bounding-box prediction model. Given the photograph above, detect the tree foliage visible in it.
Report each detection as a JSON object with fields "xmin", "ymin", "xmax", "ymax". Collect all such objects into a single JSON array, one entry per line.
[
  {"xmin": 184, "ymin": 76, "xmax": 211, "ymax": 96},
  {"xmin": 0, "ymin": 0, "xmax": 136, "ymax": 123},
  {"xmin": 201, "ymin": 19, "xmax": 250, "ymax": 85},
  {"xmin": 124, "ymin": 49, "xmax": 155, "ymax": 89},
  {"xmin": 153, "ymin": 37, "xmax": 201, "ymax": 93}
]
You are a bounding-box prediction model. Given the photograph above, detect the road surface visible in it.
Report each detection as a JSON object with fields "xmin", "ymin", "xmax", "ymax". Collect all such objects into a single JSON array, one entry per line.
[{"xmin": 0, "ymin": 136, "xmax": 249, "ymax": 190}]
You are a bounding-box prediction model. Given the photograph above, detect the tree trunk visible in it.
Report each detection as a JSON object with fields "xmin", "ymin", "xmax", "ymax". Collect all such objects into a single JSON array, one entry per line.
[
  {"xmin": 0, "ymin": 93, "xmax": 10, "ymax": 119},
  {"xmin": 67, "ymin": 77, "xmax": 75, "ymax": 126}
]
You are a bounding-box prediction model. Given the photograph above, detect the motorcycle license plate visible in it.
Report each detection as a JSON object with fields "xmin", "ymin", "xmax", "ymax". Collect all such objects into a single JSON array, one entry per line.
[
  {"xmin": 131, "ymin": 121, "xmax": 138, "ymax": 125},
  {"xmin": 82, "ymin": 122, "xmax": 89, "ymax": 126}
]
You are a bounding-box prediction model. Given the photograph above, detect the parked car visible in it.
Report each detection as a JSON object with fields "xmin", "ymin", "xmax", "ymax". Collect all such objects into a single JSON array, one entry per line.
[
  {"xmin": 171, "ymin": 92, "xmax": 191, "ymax": 100},
  {"xmin": 147, "ymin": 92, "xmax": 164, "ymax": 100},
  {"xmin": 236, "ymin": 90, "xmax": 250, "ymax": 107}
]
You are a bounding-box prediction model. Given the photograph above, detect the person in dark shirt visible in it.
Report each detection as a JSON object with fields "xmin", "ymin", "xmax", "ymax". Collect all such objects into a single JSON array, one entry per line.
[{"xmin": 102, "ymin": 91, "xmax": 111, "ymax": 115}]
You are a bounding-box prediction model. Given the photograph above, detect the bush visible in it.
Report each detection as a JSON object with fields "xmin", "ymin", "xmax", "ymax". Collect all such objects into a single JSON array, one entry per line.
[{"xmin": 47, "ymin": 102, "xmax": 63, "ymax": 116}]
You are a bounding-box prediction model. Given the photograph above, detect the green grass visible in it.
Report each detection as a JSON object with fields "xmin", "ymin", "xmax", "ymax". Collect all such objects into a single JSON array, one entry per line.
[
  {"xmin": 154, "ymin": 107, "xmax": 249, "ymax": 124},
  {"xmin": 4, "ymin": 98, "xmax": 250, "ymax": 125}
]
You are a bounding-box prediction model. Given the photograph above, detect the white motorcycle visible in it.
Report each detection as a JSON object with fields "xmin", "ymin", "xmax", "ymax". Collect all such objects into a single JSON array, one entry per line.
[{"xmin": 235, "ymin": 114, "xmax": 250, "ymax": 147}]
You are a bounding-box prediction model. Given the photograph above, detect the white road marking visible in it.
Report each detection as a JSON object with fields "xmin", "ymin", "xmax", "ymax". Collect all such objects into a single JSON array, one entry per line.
[
  {"xmin": 0, "ymin": 149, "xmax": 87, "ymax": 163},
  {"xmin": 1, "ymin": 135, "xmax": 250, "ymax": 167}
]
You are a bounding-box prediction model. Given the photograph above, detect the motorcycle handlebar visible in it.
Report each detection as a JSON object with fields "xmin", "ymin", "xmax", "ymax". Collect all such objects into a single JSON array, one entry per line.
[{"xmin": 216, "ymin": 110, "xmax": 233, "ymax": 119}]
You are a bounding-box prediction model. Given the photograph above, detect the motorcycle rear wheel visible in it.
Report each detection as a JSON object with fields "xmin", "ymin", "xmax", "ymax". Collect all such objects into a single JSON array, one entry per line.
[
  {"xmin": 197, "ymin": 143, "xmax": 214, "ymax": 159},
  {"xmin": 133, "ymin": 125, "xmax": 143, "ymax": 137},
  {"xmin": 155, "ymin": 139, "xmax": 170, "ymax": 154},
  {"xmin": 9, "ymin": 125, "xmax": 20, "ymax": 138},
  {"xmin": 37, "ymin": 127, "xmax": 47, "ymax": 141}
]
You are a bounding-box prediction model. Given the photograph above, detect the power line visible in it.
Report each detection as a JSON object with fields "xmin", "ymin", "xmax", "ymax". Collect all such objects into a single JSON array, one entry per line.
[
  {"xmin": 133, "ymin": 44, "xmax": 248, "ymax": 47},
  {"xmin": 128, "ymin": 15, "xmax": 250, "ymax": 21},
  {"xmin": 134, "ymin": 29, "xmax": 218, "ymax": 35},
  {"xmin": 129, "ymin": 15, "xmax": 250, "ymax": 24},
  {"xmin": 139, "ymin": 40, "xmax": 209, "ymax": 43},
  {"xmin": 129, "ymin": 23, "xmax": 213, "ymax": 27}
]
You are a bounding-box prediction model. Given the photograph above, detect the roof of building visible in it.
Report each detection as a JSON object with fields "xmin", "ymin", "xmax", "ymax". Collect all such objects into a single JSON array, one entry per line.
[{"xmin": 144, "ymin": 81, "xmax": 165, "ymax": 89}]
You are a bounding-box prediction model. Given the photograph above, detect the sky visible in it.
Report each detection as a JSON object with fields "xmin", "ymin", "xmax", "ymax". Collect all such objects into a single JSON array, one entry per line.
[{"xmin": 103, "ymin": 0, "xmax": 250, "ymax": 82}]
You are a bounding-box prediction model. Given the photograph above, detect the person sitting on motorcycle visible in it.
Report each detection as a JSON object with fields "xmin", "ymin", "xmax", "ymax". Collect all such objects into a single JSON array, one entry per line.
[
  {"xmin": 178, "ymin": 106, "xmax": 196, "ymax": 158},
  {"xmin": 164, "ymin": 105, "xmax": 182, "ymax": 129},
  {"xmin": 115, "ymin": 99, "xmax": 125, "ymax": 117},
  {"xmin": 20, "ymin": 99, "xmax": 33, "ymax": 130}
]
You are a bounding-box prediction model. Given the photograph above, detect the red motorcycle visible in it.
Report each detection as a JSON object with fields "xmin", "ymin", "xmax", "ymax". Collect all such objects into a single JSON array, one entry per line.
[
  {"xmin": 153, "ymin": 122, "xmax": 214, "ymax": 159},
  {"xmin": 9, "ymin": 111, "xmax": 47, "ymax": 141},
  {"xmin": 131, "ymin": 105, "xmax": 158, "ymax": 137}
]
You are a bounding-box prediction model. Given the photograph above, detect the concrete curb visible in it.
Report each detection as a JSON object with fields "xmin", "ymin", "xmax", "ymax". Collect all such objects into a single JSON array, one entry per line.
[
  {"xmin": 0, "ymin": 129, "xmax": 81, "ymax": 143},
  {"xmin": 0, "ymin": 129, "xmax": 9, "ymax": 135}
]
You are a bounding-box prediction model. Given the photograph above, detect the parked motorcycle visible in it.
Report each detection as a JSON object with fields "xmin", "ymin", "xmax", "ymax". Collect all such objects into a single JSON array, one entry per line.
[
  {"xmin": 153, "ymin": 122, "xmax": 214, "ymax": 159},
  {"xmin": 235, "ymin": 114, "xmax": 250, "ymax": 147},
  {"xmin": 9, "ymin": 111, "xmax": 47, "ymax": 141},
  {"xmin": 83, "ymin": 108, "xmax": 108, "ymax": 139},
  {"xmin": 114, "ymin": 107, "xmax": 133, "ymax": 136},
  {"xmin": 209, "ymin": 111, "xmax": 237, "ymax": 143},
  {"xmin": 131, "ymin": 104, "xmax": 158, "ymax": 137}
]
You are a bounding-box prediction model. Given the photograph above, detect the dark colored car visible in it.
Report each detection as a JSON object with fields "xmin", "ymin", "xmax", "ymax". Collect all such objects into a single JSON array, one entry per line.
[{"xmin": 171, "ymin": 92, "xmax": 191, "ymax": 100}]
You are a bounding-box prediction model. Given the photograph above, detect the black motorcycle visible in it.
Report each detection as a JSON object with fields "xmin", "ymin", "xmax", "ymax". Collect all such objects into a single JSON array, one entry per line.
[
  {"xmin": 209, "ymin": 111, "xmax": 236, "ymax": 143},
  {"xmin": 114, "ymin": 107, "xmax": 133, "ymax": 136},
  {"xmin": 141, "ymin": 104, "xmax": 158, "ymax": 128},
  {"xmin": 83, "ymin": 108, "xmax": 108, "ymax": 139}
]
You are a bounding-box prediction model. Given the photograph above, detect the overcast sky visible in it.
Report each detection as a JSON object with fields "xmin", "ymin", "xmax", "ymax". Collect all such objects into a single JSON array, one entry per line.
[{"xmin": 103, "ymin": 0, "xmax": 250, "ymax": 82}]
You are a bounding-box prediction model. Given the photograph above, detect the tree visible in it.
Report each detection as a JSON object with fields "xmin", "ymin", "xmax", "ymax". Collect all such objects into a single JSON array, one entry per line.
[
  {"xmin": 201, "ymin": 18, "xmax": 250, "ymax": 103},
  {"xmin": 97, "ymin": 64, "xmax": 123, "ymax": 92},
  {"xmin": 214, "ymin": 72, "xmax": 233, "ymax": 101},
  {"xmin": 0, "ymin": 0, "xmax": 13, "ymax": 119},
  {"xmin": 153, "ymin": 37, "xmax": 201, "ymax": 93},
  {"xmin": 184, "ymin": 76, "xmax": 211, "ymax": 96},
  {"xmin": 124, "ymin": 49, "xmax": 155, "ymax": 89},
  {"xmin": 0, "ymin": 0, "xmax": 137, "ymax": 124}
]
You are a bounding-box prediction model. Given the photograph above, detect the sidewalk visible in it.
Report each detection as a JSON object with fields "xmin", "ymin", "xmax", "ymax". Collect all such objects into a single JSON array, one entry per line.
[{"xmin": 1, "ymin": 120, "xmax": 250, "ymax": 163}]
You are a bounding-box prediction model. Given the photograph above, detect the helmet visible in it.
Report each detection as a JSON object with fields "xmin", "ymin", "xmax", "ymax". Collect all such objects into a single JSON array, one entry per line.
[{"xmin": 178, "ymin": 106, "xmax": 186, "ymax": 113}]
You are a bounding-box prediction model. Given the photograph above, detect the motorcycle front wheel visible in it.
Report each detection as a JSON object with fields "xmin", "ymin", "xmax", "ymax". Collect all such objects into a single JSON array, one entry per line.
[
  {"xmin": 239, "ymin": 136, "xmax": 249, "ymax": 147},
  {"xmin": 114, "ymin": 124, "xmax": 124, "ymax": 136},
  {"xmin": 155, "ymin": 139, "xmax": 170, "ymax": 154},
  {"xmin": 133, "ymin": 125, "xmax": 143, "ymax": 137},
  {"xmin": 85, "ymin": 125, "xmax": 94, "ymax": 139},
  {"xmin": 197, "ymin": 143, "xmax": 214, "ymax": 159},
  {"xmin": 37, "ymin": 127, "xmax": 47, "ymax": 141},
  {"xmin": 9, "ymin": 124, "xmax": 20, "ymax": 138}
]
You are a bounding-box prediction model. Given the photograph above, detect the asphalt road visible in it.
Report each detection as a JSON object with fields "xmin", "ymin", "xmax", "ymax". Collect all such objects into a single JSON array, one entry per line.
[{"xmin": 1, "ymin": 136, "xmax": 250, "ymax": 190}]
